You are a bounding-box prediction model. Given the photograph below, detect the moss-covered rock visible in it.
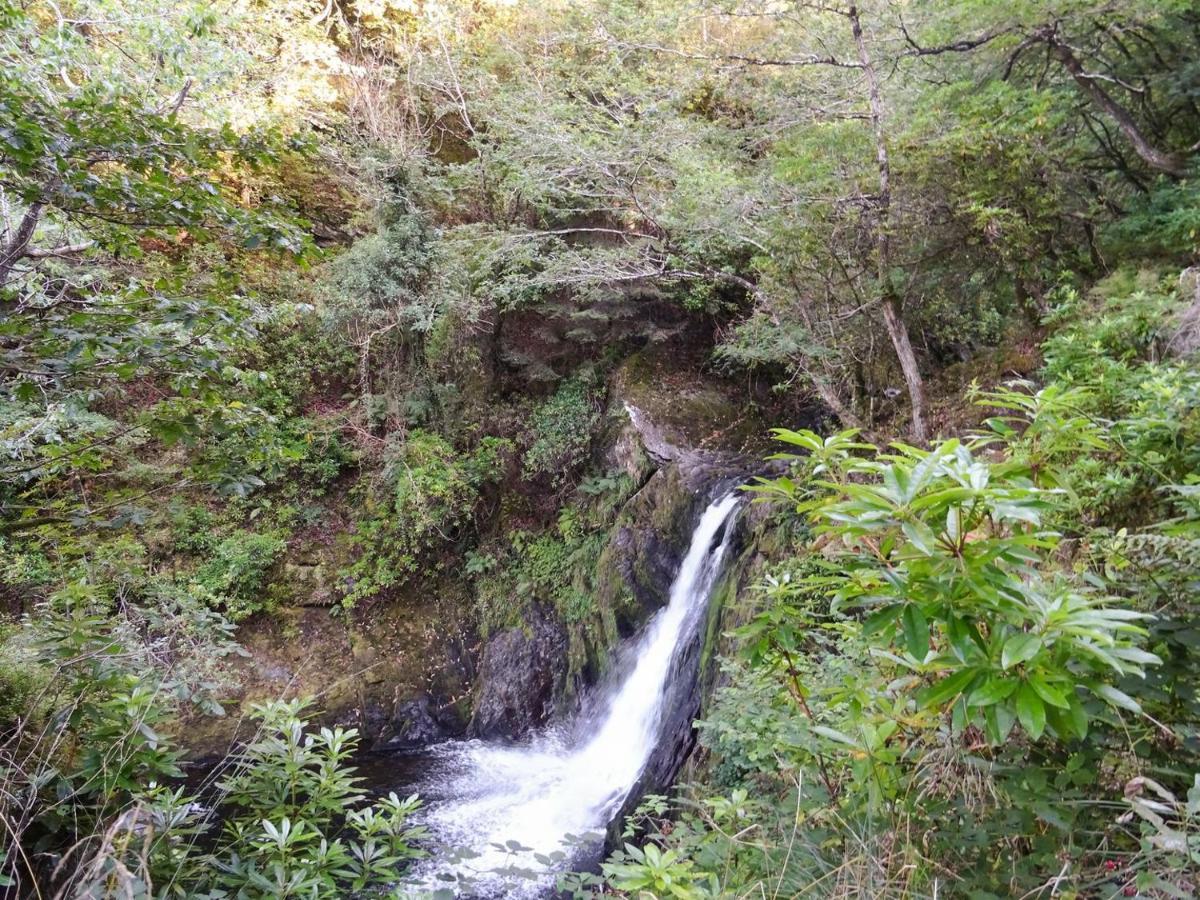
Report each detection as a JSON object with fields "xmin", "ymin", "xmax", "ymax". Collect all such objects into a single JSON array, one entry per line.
[
  {"xmin": 468, "ymin": 602, "xmax": 568, "ymax": 739},
  {"xmin": 611, "ymin": 346, "xmax": 774, "ymax": 460},
  {"xmin": 583, "ymin": 465, "xmax": 706, "ymax": 669},
  {"xmin": 173, "ymin": 574, "xmax": 475, "ymax": 759}
]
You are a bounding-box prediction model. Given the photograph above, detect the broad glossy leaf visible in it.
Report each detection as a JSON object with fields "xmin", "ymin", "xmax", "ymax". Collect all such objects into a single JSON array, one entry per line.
[
  {"xmin": 1015, "ymin": 683, "xmax": 1047, "ymax": 739},
  {"xmin": 984, "ymin": 702, "xmax": 1016, "ymax": 744},
  {"xmin": 918, "ymin": 667, "xmax": 977, "ymax": 708},
  {"xmin": 1027, "ymin": 674, "xmax": 1070, "ymax": 709},
  {"xmin": 1091, "ymin": 683, "xmax": 1143, "ymax": 714},
  {"xmin": 862, "ymin": 604, "xmax": 902, "ymax": 636},
  {"xmin": 967, "ymin": 675, "xmax": 1019, "ymax": 707},
  {"xmin": 901, "ymin": 603, "xmax": 929, "ymax": 658},
  {"xmin": 1001, "ymin": 633, "xmax": 1042, "ymax": 670}
]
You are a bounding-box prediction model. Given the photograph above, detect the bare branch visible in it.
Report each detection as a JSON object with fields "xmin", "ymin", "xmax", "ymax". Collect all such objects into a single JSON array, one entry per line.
[
  {"xmin": 1036, "ymin": 25, "xmax": 1189, "ymax": 177},
  {"xmin": 896, "ymin": 13, "xmax": 1013, "ymax": 58},
  {"xmin": 0, "ymin": 201, "xmax": 46, "ymax": 288},
  {"xmin": 601, "ymin": 27, "xmax": 861, "ymax": 69},
  {"xmin": 164, "ymin": 77, "xmax": 192, "ymax": 116},
  {"xmin": 24, "ymin": 241, "xmax": 96, "ymax": 260}
]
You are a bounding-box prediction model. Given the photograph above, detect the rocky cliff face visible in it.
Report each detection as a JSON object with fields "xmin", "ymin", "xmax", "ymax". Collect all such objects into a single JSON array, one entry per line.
[
  {"xmin": 174, "ymin": 562, "xmax": 478, "ymax": 759},
  {"xmin": 469, "ymin": 603, "xmax": 568, "ymax": 739},
  {"xmin": 181, "ymin": 336, "xmax": 791, "ymax": 762},
  {"xmin": 464, "ymin": 440, "xmax": 713, "ymax": 741},
  {"xmin": 466, "ymin": 343, "xmax": 776, "ymax": 740}
]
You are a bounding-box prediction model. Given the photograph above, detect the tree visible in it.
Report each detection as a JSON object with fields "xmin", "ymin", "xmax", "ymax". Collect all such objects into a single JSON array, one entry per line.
[
  {"xmin": 847, "ymin": 2, "xmax": 928, "ymax": 441},
  {"xmin": 678, "ymin": 0, "xmax": 935, "ymax": 438},
  {"xmin": 393, "ymin": 0, "xmax": 935, "ymax": 434},
  {"xmin": 1036, "ymin": 25, "xmax": 1190, "ymax": 178},
  {"xmin": 909, "ymin": 0, "xmax": 1199, "ymax": 178},
  {"xmin": 0, "ymin": 0, "xmax": 305, "ymax": 531}
]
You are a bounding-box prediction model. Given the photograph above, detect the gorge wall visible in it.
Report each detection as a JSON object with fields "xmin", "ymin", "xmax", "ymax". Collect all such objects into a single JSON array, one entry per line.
[{"xmin": 179, "ymin": 302, "xmax": 803, "ymax": 768}]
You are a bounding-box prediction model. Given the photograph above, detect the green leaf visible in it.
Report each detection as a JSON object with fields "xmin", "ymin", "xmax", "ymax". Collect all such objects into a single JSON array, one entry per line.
[
  {"xmin": 862, "ymin": 604, "xmax": 902, "ymax": 637},
  {"xmin": 811, "ymin": 725, "xmax": 859, "ymax": 748},
  {"xmin": 945, "ymin": 505, "xmax": 962, "ymax": 543},
  {"xmin": 1065, "ymin": 695, "xmax": 1088, "ymax": 739},
  {"xmin": 1015, "ymin": 683, "xmax": 1047, "ymax": 740},
  {"xmin": 967, "ymin": 675, "xmax": 1019, "ymax": 707},
  {"xmin": 946, "ymin": 615, "xmax": 986, "ymax": 663},
  {"xmin": 1092, "ymin": 683, "xmax": 1143, "ymax": 714},
  {"xmin": 1046, "ymin": 695, "xmax": 1089, "ymax": 741},
  {"xmin": 918, "ymin": 667, "xmax": 977, "ymax": 708},
  {"xmin": 984, "ymin": 703, "xmax": 1016, "ymax": 744},
  {"xmin": 1001, "ymin": 633, "xmax": 1042, "ymax": 670},
  {"xmin": 1027, "ymin": 674, "xmax": 1070, "ymax": 709},
  {"xmin": 901, "ymin": 604, "xmax": 929, "ymax": 658},
  {"xmin": 901, "ymin": 521, "xmax": 938, "ymax": 556}
]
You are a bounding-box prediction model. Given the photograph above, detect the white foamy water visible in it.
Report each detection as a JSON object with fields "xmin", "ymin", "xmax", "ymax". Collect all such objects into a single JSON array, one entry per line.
[{"xmin": 402, "ymin": 492, "xmax": 741, "ymax": 898}]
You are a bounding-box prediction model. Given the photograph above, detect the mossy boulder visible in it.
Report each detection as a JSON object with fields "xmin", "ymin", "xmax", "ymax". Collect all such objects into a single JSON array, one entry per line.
[
  {"xmin": 593, "ymin": 467, "xmax": 703, "ymax": 625},
  {"xmin": 173, "ymin": 575, "xmax": 475, "ymax": 759}
]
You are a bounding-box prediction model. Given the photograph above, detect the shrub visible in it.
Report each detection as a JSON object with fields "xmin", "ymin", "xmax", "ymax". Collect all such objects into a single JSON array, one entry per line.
[
  {"xmin": 291, "ymin": 419, "xmax": 354, "ymax": 488},
  {"xmin": 8, "ymin": 688, "xmax": 425, "ymax": 896},
  {"xmin": 0, "ymin": 623, "xmax": 44, "ymax": 726},
  {"xmin": 342, "ymin": 431, "xmax": 509, "ymax": 605},
  {"xmin": 181, "ymin": 700, "xmax": 426, "ymax": 897},
  {"xmin": 195, "ymin": 530, "xmax": 287, "ymax": 621},
  {"xmin": 472, "ymin": 503, "xmax": 610, "ymax": 634},
  {"xmin": 246, "ymin": 305, "xmax": 358, "ymax": 416},
  {"xmin": 326, "ymin": 207, "xmax": 433, "ymax": 316},
  {"xmin": 1029, "ymin": 275, "xmax": 1200, "ymax": 525},
  {"xmin": 168, "ymin": 501, "xmax": 219, "ymax": 554},
  {"xmin": 0, "ymin": 589, "xmax": 243, "ymax": 894},
  {"xmin": 1105, "ymin": 180, "xmax": 1200, "ymax": 258},
  {"xmin": 587, "ymin": 399, "xmax": 1169, "ymax": 898},
  {"xmin": 323, "ymin": 192, "xmax": 443, "ymax": 389},
  {"xmin": 750, "ymin": 428, "xmax": 1156, "ymax": 745},
  {"xmin": 523, "ymin": 378, "xmax": 602, "ymax": 487}
]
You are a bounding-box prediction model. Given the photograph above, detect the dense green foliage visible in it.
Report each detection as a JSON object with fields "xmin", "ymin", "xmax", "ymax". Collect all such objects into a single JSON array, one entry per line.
[
  {"xmin": 472, "ymin": 474, "xmax": 636, "ymax": 633},
  {"xmin": 594, "ymin": 278, "xmax": 1200, "ymax": 899},
  {"xmin": 522, "ymin": 378, "xmax": 603, "ymax": 487},
  {"xmin": 342, "ymin": 430, "xmax": 509, "ymax": 606},
  {"xmin": 3, "ymin": 0, "xmax": 1199, "ymax": 896},
  {"xmin": 196, "ymin": 530, "xmax": 289, "ymax": 621}
]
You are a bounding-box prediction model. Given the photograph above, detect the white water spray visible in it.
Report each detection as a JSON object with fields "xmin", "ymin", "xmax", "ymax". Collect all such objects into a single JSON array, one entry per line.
[{"xmin": 405, "ymin": 492, "xmax": 741, "ymax": 897}]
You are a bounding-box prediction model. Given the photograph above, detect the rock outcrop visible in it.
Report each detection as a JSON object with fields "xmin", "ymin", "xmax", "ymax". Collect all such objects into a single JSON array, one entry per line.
[
  {"xmin": 469, "ymin": 603, "xmax": 568, "ymax": 739},
  {"xmin": 378, "ymin": 692, "xmax": 464, "ymax": 749}
]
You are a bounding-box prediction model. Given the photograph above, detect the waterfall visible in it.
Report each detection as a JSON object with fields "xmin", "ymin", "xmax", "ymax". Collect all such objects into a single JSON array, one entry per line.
[{"xmin": 403, "ymin": 492, "xmax": 742, "ymax": 897}]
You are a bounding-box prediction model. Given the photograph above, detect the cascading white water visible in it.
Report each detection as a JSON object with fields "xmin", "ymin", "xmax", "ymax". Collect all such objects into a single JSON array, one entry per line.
[{"xmin": 404, "ymin": 492, "xmax": 741, "ymax": 897}]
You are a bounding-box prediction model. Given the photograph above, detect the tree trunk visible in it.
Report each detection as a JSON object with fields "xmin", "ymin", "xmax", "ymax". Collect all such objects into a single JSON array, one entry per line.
[
  {"xmin": 879, "ymin": 291, "xmax": 927, "ymax": 436},
  {"xmin": 848, "ymin": 5, "xmax": 929, "ymax": 442},
  {"xmin": 1167, "ymin": 267, "xmax": 1200, "ymax": 358},
  {"xmin": 489, "ymin": 299, "xmax": 504, "ymax": 395},
  {"xmin": 808, "ymin": 366, "xmax": 865, "ymax": 431},
  {"xmin": 0, "ymin": 201, "xmax": 44, "ymax": 289},
  {"xmin": 1044, "ymin": 31, "xmax": 1189, "ymax": 178},
  {"xmin": 1014, "ymin": 278, "xmax": 1047, "ymax": 327}
]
